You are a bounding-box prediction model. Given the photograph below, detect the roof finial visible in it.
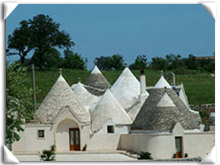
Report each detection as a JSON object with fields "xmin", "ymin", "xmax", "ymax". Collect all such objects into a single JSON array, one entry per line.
[
  {"xmin": 94, "ymin": 59, "xmax": 97, "ymax": 65},
  {"xmin": 124, "ymin": 62, "xmax": 128, "ymax": 67},
  {"xmin": 59, "ymin": 68, "xmax": 62, "ymax": 75},
  {"xmin": 161, "ymin": 70, "xmax": 163, "ymax": 76},
  {"xmin": 78, "ymin": 77, "xmax": 81, "ymax": 82}
]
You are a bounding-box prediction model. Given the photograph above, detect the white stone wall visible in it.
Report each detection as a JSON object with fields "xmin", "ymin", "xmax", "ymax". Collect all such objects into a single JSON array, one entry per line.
[
  {"xmin": 119, "ymin": 132, "xmax": 215, "ymax": 159},
  {"xmin": 86, "ymin": 122, "xmax": 130, "ymax": 150},
  {"xmin": 119, "ymin": 134, "xmax": 175, "ymax": 159},
  {"xmin": 12, "ymin": 125, "xmax": 54, "ymax": 153},
  {"xmin": 183, "ymin": 132, "xmax": 215, "ymax": 158}
]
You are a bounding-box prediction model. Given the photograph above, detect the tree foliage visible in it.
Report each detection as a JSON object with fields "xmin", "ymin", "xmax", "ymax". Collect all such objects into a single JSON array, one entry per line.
[
  {"xmin": 7, "ymin": 14, "xmax": 74, "ymax": 69},
  {"xmin": 61, "ymin": 49, "xmax": 86, "ymax": 70},
  {"xmin": 31, "ymin": 48, "xmax": 62, "ymax": 69},
  {"xmin": 150, "ymin": 57, "xmax": 168, "ymax": 70},
  {"xmin": 96, "ymin": 54, "xmax": 124, "ymax": 70},
  {"xmin": 29, "ymin": 14, "xmax": 74, "ymax": 69},
  {"xmin": 7, "ymin": 21, "xmax": 33, "ymax": 64},
  {"xmin": 129, "ymin": 55, "xmax": 147, "ymax": 70},
  {"xmin": 149, "ymin": 54, "xmax": 214, "ymax": 73},
  {"xmin": 165, "ymin": 54, "xmax": 183, "ymax": 70},
  {"xmin": 6, "ymin": 62, "xmax": 34, "ymax": 144}
]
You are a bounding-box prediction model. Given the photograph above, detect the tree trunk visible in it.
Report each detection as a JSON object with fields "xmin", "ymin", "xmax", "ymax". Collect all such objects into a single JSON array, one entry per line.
[
  {"xmin": 20, "ymin": 56, "xmax": 25, "ymax": 64},
  {"xmin": 39, "ymin": 54, "xmax": 43, "ymax": 70}
]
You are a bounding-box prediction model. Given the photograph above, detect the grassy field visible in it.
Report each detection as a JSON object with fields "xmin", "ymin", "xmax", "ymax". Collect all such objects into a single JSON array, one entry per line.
[{"xmin": 25, "ymin": 69, "xmax": 215, "ymax": 106}]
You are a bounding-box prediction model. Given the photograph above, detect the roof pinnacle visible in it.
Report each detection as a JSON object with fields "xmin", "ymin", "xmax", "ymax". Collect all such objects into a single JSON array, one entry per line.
[
  {"xmin": 124, "ymin": 62, "xmax": 128, "ymax": 67},
  {"xmin": 59, "ymin": 68, "xmax": 62, "ymax": 75},
  {"xmin": 94, "ymin": 59, "xmax": 98, "ymax": 65}
]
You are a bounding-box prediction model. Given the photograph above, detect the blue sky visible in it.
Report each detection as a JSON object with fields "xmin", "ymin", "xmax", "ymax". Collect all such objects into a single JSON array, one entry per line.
[{"xmin": 6, "ymin": 4, "xmax": 215, "ymax": 70}]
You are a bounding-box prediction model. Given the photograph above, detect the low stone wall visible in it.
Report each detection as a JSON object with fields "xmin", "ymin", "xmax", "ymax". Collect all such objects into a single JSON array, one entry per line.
[{"xmin": 190, "ymin": 104, "xmax": 215, "ymax": 112}]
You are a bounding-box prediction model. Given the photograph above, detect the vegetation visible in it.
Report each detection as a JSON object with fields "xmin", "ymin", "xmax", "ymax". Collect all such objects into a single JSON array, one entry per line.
[
  {"xmin": 150, "ymin": 54, "xmax": 214, "ymax": 73},
  {"xmin": 40, "ymin": 145, "xmax": 56, "ymax": 161},
  {"xmin": 138, "ymin": 151, "xmax": 153, "ymax": 160},
  {"xmin": 130, "ymin": 55, "xmax": 147, "ymax": 70},
  {"xmin": 6, "ymin": 62, "xmax": 34, "ymax": 144},
  {"xmin": 96, "ymin": 54, "xmax": 124, "ymax": 70},
  {"xmin": 7, "ymin": 14, "xmax": 75, "ymax": 69},
  {"xmin": 23, "ymin": 68, "xmax": 214, "ymax": 106},
  {"xmin": 61, "ymin": 49, "xmax": 86, "ymax": 70}
]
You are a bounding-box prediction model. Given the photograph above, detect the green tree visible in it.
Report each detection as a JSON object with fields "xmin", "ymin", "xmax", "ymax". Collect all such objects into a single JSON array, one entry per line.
[
  {"xmin": 165, "ymin": 54, "xmax": 183, "ymax": 70},
  {"xmin": 62, "ymin": 49, "xmax": 86, "ymax": 70},
  {"xmin": 7, "ymin": 14, "xmax": 74, "ymax": 69},
  {"xmin": 130, "ymin": 55, "xmax": 147, "ymax": 70},
  {"xmin": 96, "ymin": 56, "xmax": 113, "ymax": 70},
  {"xmin": 31, "ymin": 48, "xmax": 62, "ymax": 69},
  {"xmin": 150, "ymin": 57, "xmax": 168, "ymax": 70},
  {"xmin": 6, "ymin": 62, "xmax": 34, "ymax": 145},
  {"xmin": 184, "ymin": 54, "xmax": 198, "ymax": 70},
  {"xmin": 111, "ymin": 54, "xmax": 124, "ymax": 70},
  {"xmin": 96, "ymin": 54, "xmax": 124, "ymax": 70},
  {"xmin": 7, "ymin": 21, "xmax": 33, "ymax": 64},
  {"xmin": 29, "ymin": 14, "xmax": 74, "ymax": 69}
]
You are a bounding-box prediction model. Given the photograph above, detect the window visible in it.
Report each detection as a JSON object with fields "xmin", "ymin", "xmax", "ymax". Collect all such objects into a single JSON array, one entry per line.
[
  {"xmin": 38, "ymin": 130, "xmax": 45, "ymax": 138},
  {"xmin": 107, "ymin": 125, "xmax": 114, "ymax": 133}
]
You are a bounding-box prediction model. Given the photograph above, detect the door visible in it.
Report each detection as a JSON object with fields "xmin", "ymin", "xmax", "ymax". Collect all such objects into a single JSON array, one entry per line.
[
  {"xmin": 175, "ymin": 137, "xmax": 183, "ymax": 158},
  {"xmin": 69, "ymin": 128, "xmax": 80, "ymax": 151}
]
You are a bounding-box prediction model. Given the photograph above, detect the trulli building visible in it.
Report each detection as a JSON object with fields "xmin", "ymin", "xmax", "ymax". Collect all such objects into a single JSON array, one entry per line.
[{"xmin": 12, "ymin": 65, "xmax": 214, "ymax": 160}]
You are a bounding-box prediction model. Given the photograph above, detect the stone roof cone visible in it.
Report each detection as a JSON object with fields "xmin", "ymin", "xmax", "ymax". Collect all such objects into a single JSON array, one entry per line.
[
  {"xmin": 35, "ymin": 73, "xmax": 90, "ymax": 124},
  {"xmin": 111, "ymin": 67, "xmax": 149, "ymax": 110},
  {"xmin": 85, "ymin": 62, "xmax": 111, "ymax": 91},
  {"xmin": 72, "ymin": 82, "xmax": 99, "ymax": 110},
  {"xmin": 91, "ymin": 89, "xmax": 132, "ymax": 132},
  {"xmin": 131, "ymin": 88, "xmax": 201, "ymax": 131}
]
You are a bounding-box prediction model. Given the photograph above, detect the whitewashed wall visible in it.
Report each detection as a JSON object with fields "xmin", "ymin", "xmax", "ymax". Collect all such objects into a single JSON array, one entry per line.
[
  {"xmin": 86, "ymin": 121, "xmax": 130, "ymax": 150},
  {"xmin": 119, "ymin": 132, "xmax": 215, "ymax": 159},
  {"xmin": 12, "ymin": 124, "xmax": 54, "ymax": 154},
  {"xmin": 184, "ymin": 132, "xmax": 215, "ymax": 158},
  {"xmin": 119, "ymin": 133, "xmax": 175, "ymax": 159}
]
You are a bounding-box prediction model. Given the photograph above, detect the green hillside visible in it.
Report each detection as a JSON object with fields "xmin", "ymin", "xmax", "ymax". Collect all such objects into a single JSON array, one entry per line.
[{"xmin": 25, "ymin": 69, "xmax": 215, "ymax": 106}]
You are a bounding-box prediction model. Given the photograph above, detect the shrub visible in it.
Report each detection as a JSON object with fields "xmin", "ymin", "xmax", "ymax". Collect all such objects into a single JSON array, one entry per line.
[
  {"xmin": 40, "ymin": 145, "xmax": 56, "ymax": 161},
  {"xmin": 138, "ymin": 151, "xmax": 153, "ymax": 160}
]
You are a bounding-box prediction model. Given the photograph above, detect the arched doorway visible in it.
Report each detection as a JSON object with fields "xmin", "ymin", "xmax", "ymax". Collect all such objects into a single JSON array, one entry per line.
[{"xmin": 56, "ymin": 119, "xmax": 80, "ymax": 152}]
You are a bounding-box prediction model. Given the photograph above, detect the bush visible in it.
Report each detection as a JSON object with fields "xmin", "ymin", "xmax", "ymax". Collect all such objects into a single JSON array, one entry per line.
[
  {"xmin": 40, "ymin": 145, "xmax": 56, "ymax": 161},
  {"xmin": 138, "ymin": 151, "xmax": 153, "ymax": 160}
]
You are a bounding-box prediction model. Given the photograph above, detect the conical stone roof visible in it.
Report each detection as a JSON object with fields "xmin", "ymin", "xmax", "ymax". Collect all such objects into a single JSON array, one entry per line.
[
  {"xmin": 72, "ymin": 82, "xmax": 99, "ymax": 110},
  {"xmin": 111, "ymin": 67, "xmax": 149, "ymax": 110},
  {"xmin": 35, "ymin": 75, "xmax": 90, "ymax": 124},
  {"xmin": 154, "ymin": 75, "xmax": 172, "ymax": 88},
  {"xmin": 91, "ymin": 89, "xmax": 132, "ymax": 132},
  {"xmin": 131, "ymin": 88, "xmax": 201, "ymax": 131},
  {"xmin": 85, "ymin": 65, "xmax": 111, "ymax": 91}
]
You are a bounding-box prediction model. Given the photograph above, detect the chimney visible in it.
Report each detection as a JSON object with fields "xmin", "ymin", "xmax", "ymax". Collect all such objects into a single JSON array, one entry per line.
[
  {"xmin": 140, "ymin": 70, "xmax": 146, "ymax": 95},
  {"xmin": 139, "ymin": 70, "xmax": 148, "ymax": 103}
]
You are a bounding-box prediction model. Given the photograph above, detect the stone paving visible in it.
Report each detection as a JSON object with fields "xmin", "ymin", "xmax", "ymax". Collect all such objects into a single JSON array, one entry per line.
[{"xmin": 15, "ymin": 153, "xmax": 137, "ymax": 162}]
